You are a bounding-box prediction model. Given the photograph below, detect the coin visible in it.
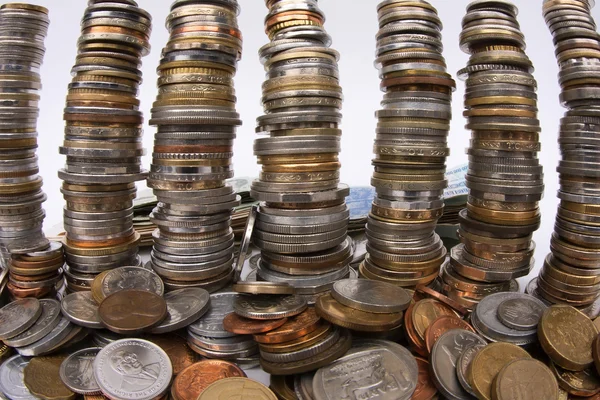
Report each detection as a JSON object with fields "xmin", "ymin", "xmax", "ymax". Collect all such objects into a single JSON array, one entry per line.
[
  {"xmin": 93, "ymin": 339, "xmax": 172, "ymax": 400},
  {"xmin": 331, "ymin": 278, "xmax": 411, "ymax": 313},
  {"xmin": 493, "ymin": 358, "xmax": 558, "ymax": 400},
  {"xmin": 425, "ymin": 315, "xmax": 475, "ymax": 354},
  {"xmin": 198, "ymin": 377, "xmax": 276, "ymax": 400},
  {"xmin": 412, "ymin": 299, "xmax": 458, "ymax": 341},
  {"xmin": 233, "ymin": 281, "xmax": 295, "ymax": 295},
  {"xmin": 171, "ymin": 361, "xmax": 246, "ymax": 400},
  {"xmin": 98, "ymin": 266, "xmax": 164, "ymax": 302},
  {"xmin": 0, "ymin": 355, "xmax": 37, "ymax": 400},
  {"xmin": 0, "ymin": 298, "xmax": 41, "ymax": 340},
  {"xmin": 3, "ymin": 299, "xmax": 60, "ymax": 347},
  {"xmin": 24, "ymin": 355, "xmax": 75, "ymax": 400},
  {"xmin": 223, "ymin": 313, "xmax": 288, "ymax": 335},
  {"xmin": 98, "ymin": 290, "xmax": 167, "ymax": 334},
  {"xmin": 59, "ymin": 348, "xmax": 101, "ymax": 395},
  {"xmin": 188, "ymin": 291, "xmax": 237, "ymax": 338},
  {"xmin": 457, "ymin": 344, "xmax": 486, "ymax": 397},
  {"xmin": 150, "ymin": 288, "xmax": 210, "ymax": 334},
  {"xmin": 497, "ymin": 296, "xmax": 545, "ymax": 331},
  {"xmin": 61, "ymin": 291, "xmax": 102, "ymax": 329},
  {"xmin": 233, "ymin": 294, "xmax": 307, "ymax": 320},
  {"xmin": 413, "ymin": 357, "xmax": 438, "ymax": 400},
  {"xmin": 254, "ymin": 307, "xmax": 321, "ymax": 344},
  {"xmin": 143, "ymin": 334, "xmax": 197, "ymax": 376}
]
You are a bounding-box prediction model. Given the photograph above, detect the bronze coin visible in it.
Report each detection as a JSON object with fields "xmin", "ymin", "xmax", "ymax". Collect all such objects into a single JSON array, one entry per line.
[
  {"xmin": 223, "ymin": 313, "xmax": 288, "ymax": 335},
  {"xmin": 416, "ymin": 284, "xmax": 470, "ymax": 316},
  {"xmin": 404, "ymin": 303, "xmax": 427, "ymax": 357},
  {"xmin": 171, "ymin": 360, "xmax": 246, "ymax": 400},
  {"xmin": 98, "ymin": 289, "xmax": 167, "ymax": 334},
  {"xmin": 425, "ymin": 315, "xmax": 474, "ymax": 354},
  {"xmin": 144, "ymin": 334, "xmax": 198, "ymax": 375},
  {"xmin": 412, "ymin": 357, "xmax": 438, "ymax": 400},
  {"xmin": 594, "ymin": 334, "xmax": 600, "ymax": 377},
  {"xmin": 254, "ymin": 307, "xmax": 321, "ymax": 344}
]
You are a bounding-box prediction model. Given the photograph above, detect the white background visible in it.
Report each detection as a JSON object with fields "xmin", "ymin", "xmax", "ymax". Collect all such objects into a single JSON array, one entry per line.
[{"xmin": 29, "ymin": 0, "xmax": 600, "ymax": 280}]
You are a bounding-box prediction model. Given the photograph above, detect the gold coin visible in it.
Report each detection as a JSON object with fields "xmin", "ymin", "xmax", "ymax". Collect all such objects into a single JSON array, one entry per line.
[
  {"xmin": 468, "ymin": 342, "xmax": 531, "ymax": 400},
  {"xmin": 411, "ymin": 298, "xmax": 458, "ymax": 341},
  {"xmin": 23, "ymin": 356, "xmax": 75, "ymax": 400},
  {"xmin": 539, "ymin": 305, "xmax": 598, "ymax": 371},
  {"xmin": 493, "ymin": 358, "xmax": 558, "ymax": 400},
  {"xmin": 198, "ymin": 377, "xmax": 277, "ymax": 400}
]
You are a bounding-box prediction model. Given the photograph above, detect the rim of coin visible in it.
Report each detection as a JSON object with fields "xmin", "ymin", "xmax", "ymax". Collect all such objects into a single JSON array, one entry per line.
[
  {"xmin": 98, "ymin": 289, "xmax": 168, "ymax": 334},
  {"xmin": 198, "ymin": 377, "xmax": 276, "ymax": 400},
  {"xmin": 233, "ymin": 294, "xmax": 307, "ymax": 320},
  {"xmin": 331, "ymin": 278, "xmax": 411, "ymax": 313},
  {"xmin": 233, "ymin": 204, "xmax": 257, "ymax": 283},
  {"xmin": 232, "ymin": 281, "xmax": 295, "ymax": 295},
  {"xmin": 59, "ymin": 348, "xmax": 101, "ymax": 395}
]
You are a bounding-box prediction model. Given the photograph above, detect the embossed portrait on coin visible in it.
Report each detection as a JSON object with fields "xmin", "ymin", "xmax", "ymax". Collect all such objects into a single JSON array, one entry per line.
[
  {"xmin": 110, "ymin": 351, "xmax": 160, "ymax": 391},
  {"xmin": 66, "ymin": 355, "xmax": 95, "ymax": 386}
]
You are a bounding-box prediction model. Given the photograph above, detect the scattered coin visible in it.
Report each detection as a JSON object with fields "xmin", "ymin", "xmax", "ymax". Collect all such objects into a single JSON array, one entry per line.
[
  {"xmin": 0, "ymin": 355, "xmax": 37, "ymax": 400},
  {"xmin": 331, "ymin": 278, "xmax": 411, "ymax": 313},
  {"xmin": 171, "ymin": 360, "xmax": 246, "ymax": 400},
  {"xmin": 493, "ymin": 358, "xmax": 558, "ymax": 400},
  {"xmin": 24, "ymin": 355, "xmax": 75, "ymax": 400},
  {"xmin": 59, "ymin": 348, "xmax": 101, "ymax": 395},
  {"xmin": 0, "ymin": 298, "xmax": 42, "ymax": 340},
  {"xmin": 233, "ymin": 295, "xmax": 307, "ymax": 320},
  {"xmin": 150, "ymin": 288, "xmax": 210, "ymax": 334},
  {"xmin": 223, "ymin": 313, "xmax": 288, "ymax": 335},
  {"xmin": 3, "ymin": 299, "xmax": 60, "ymax": 347},
  {"xmin": 98, "ymin": 290, "xmax": 167, "ymax": 334},
  {"xmin": 198, "ymin": 377, "xmax": 276, "ymax": 400},
  {"xmin": 61, "ymin": 291, "xmax": 102, "ymax": 329}
]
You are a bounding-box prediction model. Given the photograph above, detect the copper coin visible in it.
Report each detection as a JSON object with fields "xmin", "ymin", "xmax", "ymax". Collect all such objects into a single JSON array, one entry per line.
[
  {"xmin": 223, "ymin": 313, "xmax": 288, "ymax": 335},
  {"xmin": 416, "ymin": 285, "xmax": 470, "ymax": 316},
  {"xmin": 425, "ymin": 315, "xmax": 475, "ymax": 354},
  {"xmin": 412, "ymin": 357, "xmax": 438, "ymax": 400},
  {"xmin": 258, "ymin": 323, "xmax": 332, "ymax": 354},
  {"xmin": 144, "ymin": 334, "xmax": 198, "ymax": 375},
  {"xmin": 98, "ymin": 289, "xmax": 167, "ymax": 334},
  {"xmin": 253, "ymin": 308, "xmax": 320, "ymax": 344},
  {"xmin": 404, "ymin": 303, "xmax": 427, "ymax": 357},
  {"xmin": 171, "ymin": 360, "xmax": 246, "ymax": 400}
]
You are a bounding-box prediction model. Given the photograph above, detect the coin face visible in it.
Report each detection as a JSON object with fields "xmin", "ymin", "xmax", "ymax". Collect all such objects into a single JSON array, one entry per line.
[
  {"xmin": 493, "ymin": 359, "xmax": 558, "ymax": 400},
  {"xmin": 412, "ymin": 299, "xmax": 458, "ymax": 341},
  {"xmin": 198, "ymin": 377, "xmax": 277, "ymax": 399},
  {"xmin": 100, "ymin": 266, "xmax": 164, "ymax": 300},
  {"xmin": 61, "ymin": 291, "xmax": 102, "ymax": 329},
  {"xmin": 172, "ymin": 361, "xmax": 246, "ymax": 400},
  {"xmin": 0, "ymin": 355, "xmax": 37, "ymax": 400},
  {"xmin": 188, "ymin": 291, "xmax": 238, "ymax": 338},
  {"xmin": 0, "ymin": 298, "xmax": 41, "ymax": 340},
  {"xmin": 331, "ymin": 278, "xmax": 411, "ymax": 313},
  {"xmin": 233, "ymin": 294, "xmax": 307, "ymax": 320},
  {"xmin": 425, "ymin": 315, "xmax": 475, "ymax": 354},
  {"xmin": 3, "ymin": 299, "xmax": 61, "ymax": 347},
  {"xmin": 497, "ymin": 297, "xmax": 545, "ymax": 331},
  {"xmin": 24, "ymin": 355, "xmax": 76, "ymax": 400},
  {"xmin": 150, "ymin": 288, "xmax": 210, "ymax": 334},
  {"xmin": 143, "ymin": 335, "xmax": 198, "ymax": 376},
  {"xmin": 59, "ymin": 348, "xmax": 101, "ymax": 395},
  {"xmin": 98, "ymin": 290, "xmax": 167, "ymax": 334},
  {"xmin": 93, "ymin": 339, "xmax": 173, "ymax": 400}
]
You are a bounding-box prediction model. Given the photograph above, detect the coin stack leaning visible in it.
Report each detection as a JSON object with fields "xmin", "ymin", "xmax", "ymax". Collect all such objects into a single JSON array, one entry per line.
[
  {"xmin": 147, "ymin": 0, "xmax": 243, "ymax": 293},
  {"xmin": 528, "ymin": 0, "xmax": 600, "ymax": 312},
  {"xmin": 360, "ymin": 0, "xmax": 454, "ymax": 290},
  {"xmin": 0, "ymin": 4, "xmax": 51, "ymax": 261},
  {"xmin": 58, "ymin": 0, "xmax": 152, "ymax": 293},
  {"xmin": 251, "ymin": 0, "xmax": 351, "ymax": 302},
  {"xmin": 443, "ymin": 0, "xmax": 544, "ymax": 309}
]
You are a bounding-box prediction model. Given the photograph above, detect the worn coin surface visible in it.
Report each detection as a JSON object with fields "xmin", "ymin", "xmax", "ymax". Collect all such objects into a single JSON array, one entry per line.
[
  {"xmin": 150, "ymin": 288, "xmax": 210, "ymax": 334},
  {"xmin": 171, "ymin": 360, "xmax": 246, "ymax": 400},
  {"xmin": 93, "ymin": 339, "xmax": 173, "ymax": 400},
  {"xmin": 98, "ymin": 290, "xmax": 167, "ymax": 334},
  {"xmin": 59, "ymin": 348, "xmax": 101, "ymax": 395},
  {"xmin": 3, "ymin": 299, "xmax": 60, "ymax": 347},
  {"xmin": 233, "ymin": 294, "xmax": 307, "ymax": 320},
  {"xmin": 493, "ymin": 358, "xmax": 558, "ymax": 400},
  {"xmin": 331, "ymin": 278, "xmax": 411, "ymax": 313},
  {"xmin": 0, "ymin": 355, "xmax": 37, "ymax": 400},
  {"xmin": 0, "ymin": 298, "xmax": 41, "ymax": 340},
  {"xmin": 497, "ymin": 296, "xmax": 545, "ymax": 331},
  {"xmin": 198, "ymin": 377, "xmax": 276, "ymax": 399},
  {"xmin": 61, "ymin": 291, "xmax": 102, "ymax": 329},
  {"xmin": 24, "ymin": 355, "xmax": 75, "ymax": 400}
]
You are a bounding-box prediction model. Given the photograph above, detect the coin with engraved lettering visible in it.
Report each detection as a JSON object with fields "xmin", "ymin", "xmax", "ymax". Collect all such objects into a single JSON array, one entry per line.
[
  {"xmin": 313, "ymin": 339, "xmax": 418, "ymax": 400},
  {"xmin": 233, "ymin": 294, "xmax": 307, "ymax": 320},
  {"xmin": 188, "ymin": 292, "xmax": 238, "ymax": 338},
  {"xmin": 493, "ymin": 358, "xmax": 558, "ymax": 400},
  {"xmin": 61, "ymin": 291, "xmax": 102, "ymax": 329},
  {"xmin": 59, "ymin": 348, "xmax": 101, "ymax": 395},
  {"xmin": 0, "ymin": 355, "xmax": 37, "ymax": 400},
  {"xmin": 150, "ymin": 288, "xmax": 210, "ymax": 334},
  {"xmin": 430, "ymin": 329, "xmax": 487, "ymax": 400},
  {"xmin": 0, "ymin": 298, "xmax": 41, "ymax": 340},
  {"xmin": 99, "ymin": 266, "xmax": 164, "ymax": 302},
  {"xmin": 93, "ymin": 339, "xmax": 173, "ymax": 400},
  {"xmin": 497, "ymin": 295, "xmax": 545, "ymax": 331},
  {"xmin": 3, "ymin": 299, "xmax": 60, "ymax": 347},
  {"xmin": 331, "ymin": 279, "xmax": 411, "ymax": 313}
]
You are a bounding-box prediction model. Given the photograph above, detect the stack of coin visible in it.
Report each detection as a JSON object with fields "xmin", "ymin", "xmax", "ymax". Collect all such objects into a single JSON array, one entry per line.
[
  {"xmin": 443, "ymin": 0, "xmax": 543, "ymax": 308},
  {"xmin": 250, "ymin": 0, "xmax": 351, "ymax": 300},
  {"xmin": 58, "ymin": 1, "xmax": 151, "ymax": 291},
  {"xmin": 8, "ymin": 241, "xmax": 64, "ymax": 299},
  {"xmin": 360, "ymin": 0, "xmax": 454, "ymax": 289},
  {"xmin": 0, "ymin": 4, "xmax": 51, "ymax": 258},
  {"xmin": 147, "ymin": 0, "xmax": 243, "ymax": 293},
  {"xmin": 529, "ymin": 0, "xmax": 600, "ymax": 310}
]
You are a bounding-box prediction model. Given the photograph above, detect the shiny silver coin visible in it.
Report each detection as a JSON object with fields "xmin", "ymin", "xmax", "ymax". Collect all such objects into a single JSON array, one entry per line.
[
  {"xmin": 233, "ymin": 294, "xmax": 307, "ymax": 320},
  {"xmin": 61, "ymin": 291, "xmax": 102, "ymax": 329},
  {"xmin": 0, "ymin": 298, "xmax": 41, "ymax": 340},
  {"xmin": 234, "ymin": 204, "xmax": 256, "ymax": 283},
  {"xmin": 331, "ymin": 279, "xmax": 411, "ymax": 313},
  {"xmin": 187, "ymin": 291, "xmax": 238, "ymax": 338},
  {"xmin": 59, "ymin": 348, "xmax": 101, "ymax": 395},
  {"xmin": 100, "ymin": 266, "xmax": 164, "ymax": 299},
  {"xmin": 15, "ymin": 317, "xmax": 74, "ymax": 357},
  {"xmin": 150, "ymin": 288, "xmax": 210, "ymax": 334},
  {"xmin": 497, "ymin": 295, "xmax": 546, "ymax": 331},
  {"xmin": 93, "ymin": 339, "xmax": 172, "ymax": 400},
  {"xmin": 3, "ymin": 299, "xmax": 60, "ymax": 347},
  {"xmin": 0, "ymin": 355, "xmax": 37, "ymax": 400}
]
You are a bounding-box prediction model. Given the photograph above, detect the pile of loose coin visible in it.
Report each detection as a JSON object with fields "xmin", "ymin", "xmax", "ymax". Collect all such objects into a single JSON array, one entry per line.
[
  {"xmin": 248, "ymin": 0, "xmax": 352, "ymax": 302},
  {"xmin": 58, "ymin": 0, "xmax": 151, "ymax": 292},
  {"xmin": 528, "ymin": 0, "xmax": 600, "ymax": 313},
  {"xmin": 362, "ymin": 0, "xmax": 455, "ymax": 290},
  {"xmin": 8, "ymin": 241, "xmax": 64, "ymax": 299},
  {"xmin": 0, "ymin": 4, "xmax": 51, "ymax": 270},
  {"xmin": 443, "ymin": 0, "xmax": 543, "ymax": 310},
  {"xmin": 147, "ymin": 0, "xmax": 242, "ymax": 293}
]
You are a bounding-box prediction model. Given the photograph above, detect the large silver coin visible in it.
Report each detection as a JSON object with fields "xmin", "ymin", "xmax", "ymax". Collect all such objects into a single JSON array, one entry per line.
[
  {"xmin": 61, "ymin": 291, "xmax": 102, "ymax": 329},
  {"xmin": 3, "ymin": 299, "xmax": 61, "ymax": 347},
  {"xmin": 0, "ymin": 355, "xmax": 37, "ymax": 400},
  {"xmin": 313, "ymin": 339, "xmax": 418, "ymax": 400},
  {"xmin": 93, "ymin": 339, "xmax": 172, "ymax": 400},
  {"xmin": 188, "ymin": 292, "xmax": 238, "ymax": 338},
  {"xmin": 233, "ymin": 294, "xmax": 307, "ymax": 320},
  {"xmin": 0, "ymin": 298, "xmax": 41, "ymax": 340},
  {"xmin": 430, "ymin": 329, "xmax": 487, "ymax": 400},
  {"xmin": 100, "ymin": 266, "xmax": 164, "ymax": 299},
  {"xmin": 150, "ymin": 288, "xmax": 210, "ymax": 334},
  {"xmin": 331, "ymin": 279, "xmax": 411, "ymax": 313},
  {"xmin": 497, "ymin": 295, "xmax": 545, "ymax": 331},
  {"xmin": 59, "ymin": 348, "xmax": 101, "ymax": 395}
]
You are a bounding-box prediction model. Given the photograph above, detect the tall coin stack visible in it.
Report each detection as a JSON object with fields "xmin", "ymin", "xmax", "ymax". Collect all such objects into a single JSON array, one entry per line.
[
  {"xmin": 59, "ymin": 1, "xmax": 151, "ymax": 293},
  {"xmin": 0, "ymin": 4, "xmax": 49, "ymax": 258},
  {"xmin": 529, "ymin": 0, "xmax": 600, "ymax": 312},
  {"xmin": 361, "ymin": 0, "xmax": 454, "ymax": 289},
  {"xmin": 147, "ymin": 0, "xmax": 242, "ymax": 293},
  {"xmin": 443, "ymin": 0, "xmax": 544, "ymax": 310},
  {"xmin": 250, "ymin": 0, "xmax": 351, "ymax": 301}
]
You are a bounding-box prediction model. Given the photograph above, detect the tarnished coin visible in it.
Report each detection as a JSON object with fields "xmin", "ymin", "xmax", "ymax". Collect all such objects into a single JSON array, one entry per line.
[
  {"xmin": 223, "ymin": 313, "xmax": 288, "ymax": 335},
  {"xmin": 150, "ymin": 288, "xmax": 210, "ymax": 334},
  {"xmin": 24, "ymin": 355, "xmax": 75, "ymax": 400},
  {"xmin": 233, "ymin": 294, "xmax": 307, "ymax": 320},
  {"xmin": 59, "ymin": 348, "xmax": 101, "ymax": 395},
  {"xmin": 0, "ymin": 298, "xmax": 41, "ymax": 340},
  {"xmin": 468, "ymin": 342, "xmax": 531, "ymax": 400},
  {"xmin": 188, "ymin": 291, "xmax": 238, "ymax": 338},
  {"xmin": 331, "ymin": 278, "xmax": 411, "ymax": 313},
  {"xmin": 99, "ymin": 266, "xmax": 164, "ymax": 302},
  {"xmin": 0, "ymin": 355, "xmax": 37, "ymax": 400},
  {"xmin": 497, "ymin": 296, "xmax": 545, "ymax": 331},
  {"xmin": 313, "ymin": 339, "xmax": 418, "ymax": 400},
  {"xmin": 3, "ymin": 299, "xmax": 61, "ymax": 347},
  {"xmin": 171, "ymin": 360, "xmax": 246, "ymax": 400},
  {"xmin": 413, "ymin": 357, "xmax": 438, "ymax": 400},
  {"xmin": 549, "ymin": 362, "xmax": 600, "ymax": 397},
  {"xmin": 233, "ymin": 281, "xmax": 295, "ymax": 295},
  {"xmin": 61, "ymin": 291, "xmax": 102, "ymax": 329},
  {"xmin": 98, "ymin": 290, "xmax": 167, "ymax": 334},
  {"xmin": 539, "ymin": 305, "xmax": 597, "ymax": 371},
  {"xmin": 493, "ymin": 358, "xmax": 558, "ymax": 400},
  {"xmin": 93, "ymin": 339, "xmax": 173, "ymax": 400},
  {"xmin": 430, "ymin": 329, "xmax": 487, "ymax": 400},
  {"xmin": 198, "ymin": 377, "xmax": 276, "ymax": 400}
]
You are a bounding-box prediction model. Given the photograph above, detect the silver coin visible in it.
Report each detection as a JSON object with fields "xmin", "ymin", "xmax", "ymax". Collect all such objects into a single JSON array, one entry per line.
[
  {"xmin": 456, "ymin": 344, "xmax": 485, "ymax": 397},
  {"xmin": 100, "ymin": 266, "xmax": 164, "ymax": 299},
  {"xmin": 3, "ymin": 299, "xmax": 60, "ymax": 347},
  {"xmin": 187, "ymin": 291, "xmax": 238, "ymax": 338},
  {"xmin": 233, "ymin": 294, "xmax": 307, "ymax": 320},
  {"xmin": 0, "ymin": 355, "xmax": 37, "ymax": 400},
  {"xmin": 313, "ymin": 339, "xmax": 418, "ymax": 400},
  {"xmin": 234, "ymin": 204, "xmax": 256, "ymax": 283},
  {"xmin": 59, "ymin": 348, "xmax": 101, "ymax": 395},
  {"xmin": 331, "ymin": 279, "xmax": 411, "ymax": 313},
  {"xmin": 93, "ymin": 339, "xmax": 172, "ymax": 400},
  {"xmin": 430, "ymin": 329, "xmax": 487, "ymax": 400},
  {"xmin": 0, "ymin": 298, "xmax": 41, "ymax": 340},
  {"xmin": 61, "ymin": 291, "xmax": 102, "ymax": 329},
  {"xmin": 187, "ymin": 332, "xmax": 256, "ymax": 352},
  {"xmin": 295, "ymin": 373, "xmax": 315, "ymax": 400},
  {"xmin": 14, "ymin": 317, "xmax": 74, "ymax": 357},
  {"xmin": 150, "ymin": 288, "xmax": 210, "ymax": 334},
  {"xmin": 497, "ymin": 295, "xmax": 546, "ymax": 331}
]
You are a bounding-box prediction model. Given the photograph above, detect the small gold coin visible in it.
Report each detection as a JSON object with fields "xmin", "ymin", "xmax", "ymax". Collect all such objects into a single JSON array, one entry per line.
[
  {"xmin": 23, "ymin": 356, "xmax": 76, "ymax": 400},
  {"xmin": 198, "ymin": 377, "xmax": 277, "ymax": 400}
]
